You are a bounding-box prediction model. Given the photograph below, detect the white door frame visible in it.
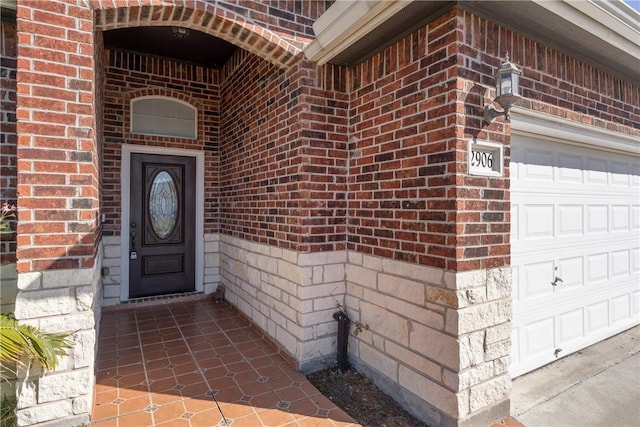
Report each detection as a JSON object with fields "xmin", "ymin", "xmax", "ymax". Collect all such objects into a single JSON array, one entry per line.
[{"xmin": 120, "ymin": 144, "xmax": 205, "ymax": 301}]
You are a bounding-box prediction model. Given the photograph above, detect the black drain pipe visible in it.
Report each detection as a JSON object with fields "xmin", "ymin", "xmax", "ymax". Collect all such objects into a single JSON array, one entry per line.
[{"xmin": 333, "ymin": 310, "xmax": 351, "ymax": 371}]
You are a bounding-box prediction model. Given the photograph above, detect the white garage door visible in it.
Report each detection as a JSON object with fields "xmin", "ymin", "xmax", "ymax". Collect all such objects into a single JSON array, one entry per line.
[{"xmin": 510, "ymin": 133, "xmax": 640, "ymax": 377}]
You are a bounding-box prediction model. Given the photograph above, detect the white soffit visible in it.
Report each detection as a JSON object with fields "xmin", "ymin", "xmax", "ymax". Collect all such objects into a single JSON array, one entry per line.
[
  {"xmin": 305, "ymin": 0, "xmax": 640, "ymax": 81},
  {"xmin": 304, "ymin": 0, "xmax": 414, "ymax": 65}
]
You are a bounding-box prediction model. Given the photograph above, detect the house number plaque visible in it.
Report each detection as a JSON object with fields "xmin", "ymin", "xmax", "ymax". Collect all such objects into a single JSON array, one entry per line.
[{"xmin": 468, "ymin": 140, "xmax": 503, "ymax": 177}]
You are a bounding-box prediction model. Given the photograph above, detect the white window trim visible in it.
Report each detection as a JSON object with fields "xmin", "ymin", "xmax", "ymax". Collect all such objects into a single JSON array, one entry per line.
[
  {"xmin": 130, "ymin": 95, "xmax": 198, "ymax": 140},
  {"xmin": 120, "ymin": 144, "xmax": 205, "ymax": 301}
]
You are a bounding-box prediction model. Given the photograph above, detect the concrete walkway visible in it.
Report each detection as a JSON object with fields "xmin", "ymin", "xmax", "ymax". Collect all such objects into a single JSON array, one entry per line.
[{"xmin": 511, "ymin": 326, "xmax": 640, "ymax": 427}]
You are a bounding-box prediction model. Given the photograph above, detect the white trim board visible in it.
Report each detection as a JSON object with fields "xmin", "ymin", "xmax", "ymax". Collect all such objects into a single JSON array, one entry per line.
[
  {"xmin": 510, "ymin": 107, "xmax": 640, "ymax": 156},
  {"xmin": 120, "ymin": 144, "xmax": 205, "ymax": 302}
]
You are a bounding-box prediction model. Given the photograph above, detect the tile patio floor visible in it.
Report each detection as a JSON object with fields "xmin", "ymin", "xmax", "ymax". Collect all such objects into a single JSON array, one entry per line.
[{"xmin": 91, "ymin": 296, "xmax": 358, "ymax": 427}]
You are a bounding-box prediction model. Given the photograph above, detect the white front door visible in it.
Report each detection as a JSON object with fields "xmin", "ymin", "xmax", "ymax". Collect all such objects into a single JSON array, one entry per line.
[{"xmin": 510, "ymin": 133, "xmax": 640, "ymax": 377}]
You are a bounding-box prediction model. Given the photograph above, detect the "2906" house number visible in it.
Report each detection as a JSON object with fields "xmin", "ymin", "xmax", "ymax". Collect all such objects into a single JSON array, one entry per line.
[
  {"xmin": 470, "ymin": 150, "xmax": 493, "ymax": 169},
  {"xmin": 468, "ymin": 140, "xmax": 503, "ymax": 176}
]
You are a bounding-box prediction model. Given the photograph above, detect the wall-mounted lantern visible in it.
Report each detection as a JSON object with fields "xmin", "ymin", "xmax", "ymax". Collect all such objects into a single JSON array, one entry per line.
[{"xmin": 484, "ymin": 53, "xmax": 522, "ymax": 122}]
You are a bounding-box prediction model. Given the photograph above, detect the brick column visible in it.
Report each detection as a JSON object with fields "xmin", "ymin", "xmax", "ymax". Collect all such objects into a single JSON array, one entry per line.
[{"xmin": 13, "ymin": 1, "xmax": 101, "ymax": 425}]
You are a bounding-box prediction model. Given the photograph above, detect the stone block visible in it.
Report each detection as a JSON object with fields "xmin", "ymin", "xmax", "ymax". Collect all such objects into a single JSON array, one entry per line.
[
  {"xmin": 103, "ymin": 284, "xmax": 120, "ymax": 298},
  {"xmin": 361, "ymin": 301, "xmax": 409, "ymax": 346},
  {"xmin": 378, "ymin": 273, "xmax": 424, "ymax": 303},
  {"xmin": 38, "ymin": 369, "xmax": 91, "ymax": 403},
  {"xmin": 448, "ymin": 300, "xmax": 512, "ymax": 335},
  {"xmin": 359, "ymin": 341, "xmax": 399, "ymax": 381},
  {"xmin": 362, "ymin": 254, "xmax": 382, "ymax": 270},
  {"xmin": 17, "ymin": 272, "xmax": 42, "ymax": 291},
  {"xmin": 382, "ymin": 258, "xmax": 443, "ymax": 284},
  {"xmin": 443, "ymin": 362, "xmax": 494, "ymax": 391},
  {"xmin": 362, "ymin": 288, "xmax": 444, "ymax": 330},
  {"xmin": 468, "ymin": 374, "xmax": 511, "ymax": 412},
  {"xmin": 75, "ymin": 286, "xmax": 94, "ymax": 311},
  {"xmin": 426, "ymin": 286, "xmax": 463, "ymax": 308},
  {"xmin": 299, "ymin": 335, "xmax": 334, "ymax": 360},
  {"xmin": 72, "ymin": 396, "xmax": 90, "ymax": 414},
  {"xmin": 460, "ymin": 331, "xmax": 485, "ymax": 369},
  {"xmin": 17, "ymin": 400, "xmax": 73, "ymax": 425},
  {"xmin": 486, "ymin": 267, "xmax": 512, "ymax": 300},
  {"xmin": 385, "ymin": 340, "xmax": 441, "ymax": 381},
  {"xmin": 453, "ymin": 269, "xmax": 486, "ymax": 290},
  {"xmin": 15, "ymin": 288, "xmax": 71, "ymax": 319},
  {"xmin": 297, "ymin": 282, "xmax": 345, "ymax": 301},
  {"xmin": 16, "ymin": 380, "xmax": 37, "ymax": 409},
  {"xmin": 409, "ymin": 322, "xmax": 459, "ymax": 370},
  {"xmin": 103, "ymin": 243, "xmax": 120, "ymax": 259},
  {"xmin": 484, "ymin": 339, "xmax": 511, "ymax": 362},
  {"xmin": 43, "ymin": 269, "xmax": 93, "ymax": 288},
  {"xmin": 313, "ymin": 296, "xmax": 340, "ymax": 311},
  {"xmin": 73, "ymin": 330, "xmax": 95, "ymax": 369},
  {"xmin": 345, "ymin": 264, "xmax": 376, "ymax": 288},
  {"xmin": 398, "ymin": 365, "xmax": 457, "ymax": 417},
  {"xmin": 205, "ymin": 252, "xmax": 220, "ymax": 267}
]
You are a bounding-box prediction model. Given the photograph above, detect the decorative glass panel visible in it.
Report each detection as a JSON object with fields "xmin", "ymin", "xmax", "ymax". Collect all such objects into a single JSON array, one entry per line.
[
  {"xmin": 149, "ymin": 171, "xmax": 178, "ymax": 239},
  {"xmin": 131, "ymin": 97, "xmax": 197, "ymax": 139}
]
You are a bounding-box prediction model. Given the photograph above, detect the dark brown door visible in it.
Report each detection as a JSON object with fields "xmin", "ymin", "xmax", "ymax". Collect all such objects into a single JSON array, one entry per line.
[{"xmin": 129, "ymin": 153, "xmax": 196, "ymax": 298}]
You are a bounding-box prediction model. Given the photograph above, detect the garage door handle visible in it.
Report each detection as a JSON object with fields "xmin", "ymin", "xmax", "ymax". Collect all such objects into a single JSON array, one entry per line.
[{"xmin": 551, "ymin": 276, "xmax": 563, "ymax": 286}]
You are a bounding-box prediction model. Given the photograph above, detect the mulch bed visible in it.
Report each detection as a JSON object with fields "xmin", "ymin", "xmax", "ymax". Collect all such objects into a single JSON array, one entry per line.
[{"xmin": 307, "ymin": 367, "xmax": 428, "ymax": 427}]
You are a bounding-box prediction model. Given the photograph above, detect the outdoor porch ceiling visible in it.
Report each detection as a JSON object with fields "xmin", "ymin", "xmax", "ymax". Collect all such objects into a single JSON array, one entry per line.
[{"xmin": 103, "ymin": 26, "xmax": 238, "ymax": 68}]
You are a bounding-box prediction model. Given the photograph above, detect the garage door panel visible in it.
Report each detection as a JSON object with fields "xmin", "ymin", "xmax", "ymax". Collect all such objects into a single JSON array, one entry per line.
[
  {"xmin": 586, "ymin": 300, "xmax": 609, "ymax": 334},
  {"xmin": 586, "ymin": 205, "xmax": 608, "ymax": 233},
  {"xmin": 611, "ymin": 250, "xmax": 630, "ymax": 278},
  {"xmin": 611, "ymin": 294, "xmax": 631, "ymax": 325},
  {"xmin": 511, "ymin": 134, "xmax": 640, "ymax": 377},
  {"xmin": 556, "ymin": 256, "xmax": 583, "ymax": 290},
  {"xmin": 586, "ymin": 252, "xmax": 609, "ymax": 284},
  {"xmin": 523, "ymin": 205, "xmax": 554, "ymax": 239},
  {"xmin": 558, "ymin": 205, "xmax": 583, "ymax": 236},
  {"xmin": 557, "ymin": 308, "xmax": 584, "ymax": 347},
  {"xmin": 611, "ymin": 205, "xmax": 630, "ymax": 231}
]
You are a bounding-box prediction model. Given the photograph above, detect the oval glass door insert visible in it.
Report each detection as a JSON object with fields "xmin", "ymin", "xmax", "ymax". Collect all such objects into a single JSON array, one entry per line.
[{"xmin": 149, "ymin": 171, "xmax": 178, "ymax": 238}]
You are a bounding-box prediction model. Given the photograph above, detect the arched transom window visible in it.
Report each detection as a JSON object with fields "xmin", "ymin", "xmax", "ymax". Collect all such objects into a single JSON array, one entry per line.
[{"xmin": 131, "ymin": 96, "xmax": 197, "ymax": 139}]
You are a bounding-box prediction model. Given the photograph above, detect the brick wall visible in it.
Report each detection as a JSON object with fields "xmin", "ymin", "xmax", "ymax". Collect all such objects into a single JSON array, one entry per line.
[
  {"xmin": 348, "ymin": 8, "xmax": 640, "ymax": 274},
  {"xmin": 102, "ymin": 49, "xmax": 220, "ymax": 236},
  {"xmin": 15, "ymin": 0, "xmax": 99, "ymax": 272},
  {"xmin": 219, "ymin": 50, "xmax": 348, "ymax": 252},
  {"xmin": 1, "ymin": 16, "xmax": 17, "ymax": 264}
]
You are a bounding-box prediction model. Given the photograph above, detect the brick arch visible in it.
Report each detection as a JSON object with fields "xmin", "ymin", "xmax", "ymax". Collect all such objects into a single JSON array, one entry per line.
[
  {"xmin": 91, "ymin": 0, "xmax": 302, "ymax": 69},
  {"xmin": 126, "ymin": 88, "xmax": 204, "ymax": 110}
]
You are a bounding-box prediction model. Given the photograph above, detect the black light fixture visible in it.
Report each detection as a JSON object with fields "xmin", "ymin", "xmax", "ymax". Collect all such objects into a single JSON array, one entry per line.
[
  {"xmin": 171, "ymin": 26, "xmax": 190, "ymax": 40},
  {"xmin": 484, "ymin": 53, "xmax": 522, "ymax": 122}
]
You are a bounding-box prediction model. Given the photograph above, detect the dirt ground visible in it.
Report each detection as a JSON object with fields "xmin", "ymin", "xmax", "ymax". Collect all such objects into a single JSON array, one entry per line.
[{"xmin": 307, "ymin": 367, "xmax": 428, "ymax": 427}]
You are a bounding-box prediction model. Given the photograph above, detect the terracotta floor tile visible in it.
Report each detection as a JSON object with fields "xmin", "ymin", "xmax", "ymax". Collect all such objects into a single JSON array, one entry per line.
[
  {"xmin": 223, "ymin": 412, "xmax": 262, "ymax": 427},
  {"xmin": 248, "ymin": 391, "xmax": 280, "ymax": 409},
  {"xmin": 92, "ymin": 299, "xmax": 357, "ymax": 427},
  {"xmin": 256, "ymin": 409, "xmax": 297, "ymax": 426},
  {"xmin": 92, "ymin": 402, "xmax": 118, "ymax": 422},
  {"xmin": 152, "ymin": 401, "xmax": 187, "ymax": 424},
  {"xmin": 187, "ymin": 407, "xmax": 225, "ymax": 427},
  {"xmin": 90, "ymin": 417, "xmax": 118, "ymax": 427},
  {"xmin": 150, "ymin": 390, "xmax": 184, "ymax": 406},
  {"xmin": 156, "ymin": 418, "xmax": 191, "ymax": 427},
  {"xmin": 117, "ymin": 411, "xmax": 154, "ymax": 427},
  {"xmin": 182, "ymin": 397, "xmax": 217, "ymax": 414},
  {"xmin": 117, "ymin": 395, "xmax": 151, "ymax": 416}
]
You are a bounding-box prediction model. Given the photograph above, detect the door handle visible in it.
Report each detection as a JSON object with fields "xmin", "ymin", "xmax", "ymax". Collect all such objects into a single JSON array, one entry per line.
[
  {"xmin": 551, "ymin": 276, "xmax": 563, "ymax": 286},
  {"xmin": 130, "ymin": 230, "xmax": 136, "ymax": 250}
]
